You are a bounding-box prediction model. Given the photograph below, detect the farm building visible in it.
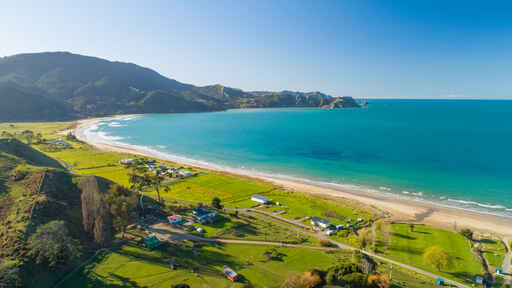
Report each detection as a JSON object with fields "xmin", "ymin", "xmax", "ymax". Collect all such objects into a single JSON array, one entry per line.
[
  {"xmin": 311, "ymin": 216, "xmax": 331, "ymax": 228},
  {"xmin": 141, "ymin": 234, "xmax": 162, "ymax": 250},
  {"xmin": 251, "ymin": 194, "xmax": 269, "ymax": 204}
]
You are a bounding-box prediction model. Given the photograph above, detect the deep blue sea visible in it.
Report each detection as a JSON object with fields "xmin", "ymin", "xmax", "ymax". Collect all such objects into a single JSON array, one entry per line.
[{"xmin": 80, "ymin": 100, "xmax": 512, "ymax": 217}]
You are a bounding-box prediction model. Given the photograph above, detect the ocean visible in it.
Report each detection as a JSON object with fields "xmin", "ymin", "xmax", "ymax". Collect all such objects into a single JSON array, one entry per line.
[{"xmin": 78, "ymin": 100, "xmax": 512, "ymax": 218}]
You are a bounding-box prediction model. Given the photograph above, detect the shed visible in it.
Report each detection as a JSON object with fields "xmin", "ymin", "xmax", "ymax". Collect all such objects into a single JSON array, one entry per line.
[
  {"xmin": 251, "ymin": 194, "xmax": 269, "ymax": 204},
  {"xmin": 495, "ymin": 268, "xmax": 503, "ymax": 275},
  {"xmin": 336, "ymin": 224, "xmax": 345, "ymax": 230},
  {"xmin": 475, "ymin": 275, "xmax": 484, "ymax": 285},
  {"xmin": 168, "ymin": 215, "xmax": 183, "ymax": 224}
]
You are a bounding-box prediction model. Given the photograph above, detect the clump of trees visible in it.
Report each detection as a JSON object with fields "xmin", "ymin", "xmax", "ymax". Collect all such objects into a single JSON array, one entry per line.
[
  {"xmin": 459, "ymin": 228, "xmax": 473, "ymax": 241},
  {"xmin": 282, "ymin": 251, "xmax": 389, "ymax": 288},
  {"xmin": 27, "ymin": 220, "xmax": 79, "ymax": 267},
  {"xmin": 423, "ymin": 245, "xmax": 453, "ymax": 271},
  {"xmin": 106, "ymin": 184, "xmax": 138, "ymax": 238},
  {"xmin": 263, "ymin": 248, "xmax": 285, "ymax": 262}
]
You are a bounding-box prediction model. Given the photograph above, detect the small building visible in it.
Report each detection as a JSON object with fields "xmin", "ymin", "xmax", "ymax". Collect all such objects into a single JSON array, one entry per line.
[
  {"xmin": 435, "ymin": 277, "xmax": 444, "ymax": 286},
  {"xmin": 158, "ymin": 166, "xmax": 169, "ymax": 172},
  {"xmin": 326, "ymin": 230, "xmax": 336, "ymax": 236},
  {"xmin": 495, "ymin": 268, "xmax": 503, "ymax": 275},
  {"xmin": 357, "ymin": 218, "xmax": 364, "ymax": 223},
  {"xmin": 475, "ymin": 275, "xmax": 484, "ymax": 285},
  {"xmin": 146, "ymin": 163, "xmax": 157, "ymax": 169},
  {"xmin": 195, "ymin": 227, "xmax": 205, "ymax": 233},
  {"xmin": 311, "ymin": 216, "xmax": 331, "ymax": 229},
  {"xmin": 223, "ymin": 265, "xmax": 239, "ymax": 281},
  {"xmin": 336, "ymin": 224, "xmax": 345, "ymax": 230},
  {"xmin": 251, "ymin": 194, "xmax": 269, "ymax": 204},
  {"xmin": 168, "ymin": 215, "xmax": 183, "ymax": 224}
]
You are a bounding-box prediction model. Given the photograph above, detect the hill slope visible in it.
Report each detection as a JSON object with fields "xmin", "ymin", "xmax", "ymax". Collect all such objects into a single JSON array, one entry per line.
[{"xmin": 0, "ymin": 52, "xmax": 359, "ymax": 120}]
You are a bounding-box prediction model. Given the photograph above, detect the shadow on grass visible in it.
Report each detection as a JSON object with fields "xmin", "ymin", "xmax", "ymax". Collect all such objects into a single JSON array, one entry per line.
[{"xmin": 392, "ymin": 233, "xmax": 417, "ymax": 240}]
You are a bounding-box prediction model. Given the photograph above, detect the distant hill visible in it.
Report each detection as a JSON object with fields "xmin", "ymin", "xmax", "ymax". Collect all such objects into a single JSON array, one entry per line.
[{"xmin": 0, "ymin": 52, "xmax": 359, "ymax": 121}]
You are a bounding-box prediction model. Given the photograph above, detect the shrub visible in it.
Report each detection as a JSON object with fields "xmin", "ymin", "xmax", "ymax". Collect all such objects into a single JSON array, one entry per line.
[
  {"xmin": 459, "ymin": 228, "xmax": 473, "ymax": 240},
  {"xmin": 320, "ymin": 240, "xmax": 333, "ymax": 247},
  {"xmin": 27, "ymin": 221, "xmax": 79, "ymax": 267}
]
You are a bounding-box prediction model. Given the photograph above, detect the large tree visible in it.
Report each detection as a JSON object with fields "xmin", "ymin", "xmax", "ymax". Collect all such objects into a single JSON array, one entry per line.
[
  {"xmin": 106, "ymin": 184, "xmax": 138, "ymax": 238},
  {"xmin": 424, "ymin": 246, "xmax": 453, "ymax": 271},
  {"xmin": 27, "ymin": 221, "xmax": 79, "ymax": 267}
]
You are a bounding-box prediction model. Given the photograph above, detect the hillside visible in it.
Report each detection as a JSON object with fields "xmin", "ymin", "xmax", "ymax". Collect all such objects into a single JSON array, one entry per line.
[
  {"xmin": 0, "ymin": 138, "xmax": 112, "ymax": 287},
  {"xmin": 0, "ymin": 52, "xmax": 359, "ymax": 121}
]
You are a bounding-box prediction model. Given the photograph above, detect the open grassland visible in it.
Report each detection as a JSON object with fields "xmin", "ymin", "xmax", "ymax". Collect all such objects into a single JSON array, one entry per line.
[
  {"xmin": 480, "ymin": 238, "xmax": 507, "ymax": 268},
  {"xmin": 58, "ymin": 242, "xmax": 348, "ymax": 288},
  {"xmin": 378, "ymin": 223, "xmax": 483, "ymax": 285},
  {"xmin": 0, "ymin": 121, "xmax": 74, "ymax": 138}
]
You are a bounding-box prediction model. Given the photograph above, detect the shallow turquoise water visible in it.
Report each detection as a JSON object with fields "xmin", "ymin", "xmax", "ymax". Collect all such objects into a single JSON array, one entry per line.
[{"xmin": 83, "ymin": 100, "xmax": 512, "ymax": 217}]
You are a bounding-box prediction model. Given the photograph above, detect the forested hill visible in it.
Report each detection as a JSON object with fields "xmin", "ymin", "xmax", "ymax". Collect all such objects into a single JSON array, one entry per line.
[{"xmin": 0, "ymin": 52, "xmax": 359, "ymax": 121}]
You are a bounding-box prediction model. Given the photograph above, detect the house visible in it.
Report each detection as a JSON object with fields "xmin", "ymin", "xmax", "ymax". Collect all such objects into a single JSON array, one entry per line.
[
  {"xmin": 475, "ymin": 276, "xmax": 484, "ymax": 285},
  {"xmin": 158, "ymin": 166, "xmax": 169, "ymax": 172},
  {"xmin": 495, "ymin": 268, "xmax": 503, "ymax": 275},
  {"xmin": 357, "ymin": 218, "xmax": 364, "ymax": 223},
  {"xmin": 336, "ymin": 224, "xmax": 345, "ymax": 230},
  {"xmin": 141, "ymin": 234, "xmax": 162, "ymax": 250},
  {"xmin": 120, "ymin": 158, "xmax": 134, "ymax": 164},
  {"xmin": 168, "ymin": 215, "xmax": 183, "ymax": 225},
  {"xmin": 223, "ymin": 265, "xmax": 239, "ymax": 281},
  {"xmin": 50, "ymin": 138, "xmax": 70, "ymax": 147},
  {"xmin": 193, "ymin": 207, "xmax": 217, "ymax": 223},
  {"xmin": 326, "ymin": 230, "xmax": 336, "ymax": 236},
  {"xmin": 146, "ymin": 163, "xmax": 157, "ymax": 169},
  {"xmin": 179, "ymin": 169, "xmax": 193, "ymax": 177},
  {"xmin": 435, "ymin": 277, "xmax": 444, "ymax": 286},
  {"xmin": 195, "ymin": 227, "xmax": 205, "ymax": 233},
  {"xmin": 311, "ymin": 216, "xmax": 331, "ymax": 229},
  {"xmin": 251, "ymin": 194, "xmax": 269, "ymax": 204}
]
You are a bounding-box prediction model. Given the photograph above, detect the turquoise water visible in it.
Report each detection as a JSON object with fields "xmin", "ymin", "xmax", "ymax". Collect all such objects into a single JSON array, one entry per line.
[{"xmin": 81, "ymin": 100, "xmax": 512, "ymax": 217}]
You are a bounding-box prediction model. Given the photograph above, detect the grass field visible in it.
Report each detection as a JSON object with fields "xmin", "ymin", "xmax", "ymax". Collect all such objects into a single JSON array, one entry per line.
[
  {"xmin": 58, "ymin": 242, "xmax": 349, "ymax": 288},
  {"xmin": 480, "ymin": 238, "xmax": 507, "ymax": 268},
  {"xmin": 377, "ymin": 223, "xmax": 483, "ymax": 284}
]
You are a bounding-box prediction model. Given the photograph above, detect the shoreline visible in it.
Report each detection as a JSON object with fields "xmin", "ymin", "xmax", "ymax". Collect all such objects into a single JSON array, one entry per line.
[{"xmin": 74, "ymin": 116, "xmax": 512, "ymax": 237}]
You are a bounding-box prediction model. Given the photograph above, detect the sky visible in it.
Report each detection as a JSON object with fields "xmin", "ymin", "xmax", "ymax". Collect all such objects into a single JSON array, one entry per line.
[{"xmin": 1, "ymin": 0, "xmax": 511, "ymax": 99}]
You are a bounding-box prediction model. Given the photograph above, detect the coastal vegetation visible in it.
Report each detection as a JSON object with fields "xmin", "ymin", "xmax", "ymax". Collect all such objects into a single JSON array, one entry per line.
[
  {"xmin": 0, "ymin": 121, "xmax": 506, "ymax": 287},
  {"xmin": 0, "ymin": 52, "xmax": 359, "ymax": 122}
]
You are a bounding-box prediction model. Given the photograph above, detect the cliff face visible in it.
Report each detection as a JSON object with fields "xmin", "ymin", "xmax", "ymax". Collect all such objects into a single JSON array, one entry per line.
[{"xmin": 321, "ymin": 96, "xmax": 361, "ymax": 109}]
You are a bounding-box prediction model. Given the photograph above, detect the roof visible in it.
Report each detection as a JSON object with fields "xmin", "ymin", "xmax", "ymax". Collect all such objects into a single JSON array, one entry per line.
[
  {"xmin": 168, "ymin": 215, "xmax": 182, "ymax": 220},
  {"xmin": 311, "ymin": 216, "xmax": 330, "ymax": 225},
  {"xmin": 251, "ymin": 194, "xmax": 268, "ymax": 201}
]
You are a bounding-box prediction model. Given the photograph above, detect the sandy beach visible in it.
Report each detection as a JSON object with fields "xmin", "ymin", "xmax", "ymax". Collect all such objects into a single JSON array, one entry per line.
[{"xmin": 74, "ymin": 116, "xmax": 512, "ymax": 237}]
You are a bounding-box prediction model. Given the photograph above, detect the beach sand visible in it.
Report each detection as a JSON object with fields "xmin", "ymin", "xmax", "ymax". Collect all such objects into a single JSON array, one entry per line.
[{"xmin": 74, "ymin": 117, "xmax": 512, "ymax": 237}]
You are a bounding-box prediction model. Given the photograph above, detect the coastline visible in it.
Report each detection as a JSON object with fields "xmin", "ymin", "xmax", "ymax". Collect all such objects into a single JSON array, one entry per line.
[{"xmin": 74, "ymin": 116, "xmax": 512, "ymax": 237}]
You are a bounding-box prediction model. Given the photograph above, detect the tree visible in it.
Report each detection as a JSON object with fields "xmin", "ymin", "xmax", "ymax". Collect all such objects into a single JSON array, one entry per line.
[
  {"xmin": 211, "ymin": 197, "xmax": 223, "ymax": 209},
  {"xmin": 368, "ymin": 274, "xmax": 391, "ymax": 288},
  {"xmin": 35, "ymin": 132, "xmax": 43, "ymax": 143},
  {"xmin": 459, "ymin": 228, "xmax": 473, "ymax": 241},
  {"xmin": 0, "ymin": 260, "xmax": 22, "ymax": 287},
  {"xmin": 409, "ymin": 224, "xmax": 414, "ymax": 232},
  {"xmin": 342, "ymin": 272, "xmax": 366, "ymax": 288},
  {"xmin": 106, "ymin": 184, "xmax": 138, "ymax": 238},
  {"xmin": 150, "ymin": 170, "xmax": 165, "ymax": 202},
  {"xmin": 27, "ymin": 221, "xmax": 79, "ymax": 267},
  {"xmin": 424, "ymin": 246, "xmax": 453, "ymax": 271},
  {"xmin": 21, "ymin": 130, "xmax": 34, "ymax": 144}
]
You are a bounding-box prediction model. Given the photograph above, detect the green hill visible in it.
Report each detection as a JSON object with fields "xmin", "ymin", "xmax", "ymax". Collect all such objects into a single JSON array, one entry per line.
[{"xmin": 0, "ymin": 52, "xmax": 359, "ymax": 121}]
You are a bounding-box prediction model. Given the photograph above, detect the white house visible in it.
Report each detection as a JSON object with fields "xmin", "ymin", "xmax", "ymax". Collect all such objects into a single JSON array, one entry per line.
[
  {"xmin": 325, "ymin": 230, "xmax": 336, "ymax": 236},
  {"xmin": 311, "ymin": 216, "xmax": 331, "ymax": 229},
  {"xmin": 179, "ymin": 170, "xmax": 193, "ymax": 177},
  {"xmin": 251, "ymin": 194, "xmax": 269, "ymax": 204},
  {"xmin": 120, "ymin": 158, "xmax": 134, "ymax": 164}
]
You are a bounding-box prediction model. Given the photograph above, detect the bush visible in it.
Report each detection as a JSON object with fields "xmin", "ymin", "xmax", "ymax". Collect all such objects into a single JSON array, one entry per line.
[
  {"xmin": 320, "ymin": 240, "xmax": 333, "ymax": 247},
  {"xmin": 342, "ymin": 272, "xmax": 367, "ymax": 288}
]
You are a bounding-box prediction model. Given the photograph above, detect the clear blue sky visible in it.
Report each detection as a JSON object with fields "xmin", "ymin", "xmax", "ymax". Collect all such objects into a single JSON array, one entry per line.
[{"xmin": 1, "ymin": 0, "xmax": 511, "ymax": 99}]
